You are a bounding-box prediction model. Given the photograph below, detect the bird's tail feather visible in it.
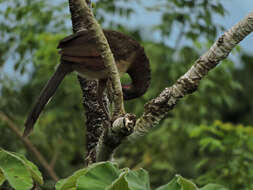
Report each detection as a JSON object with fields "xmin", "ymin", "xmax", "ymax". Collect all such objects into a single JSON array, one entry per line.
[{"xmin": 23, "ymin": 62, "xmax": 72, "ymax": 137}]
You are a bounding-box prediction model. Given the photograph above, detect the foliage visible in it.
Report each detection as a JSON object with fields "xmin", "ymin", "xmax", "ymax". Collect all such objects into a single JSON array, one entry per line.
[
  {"xmin": 0, "ymin": 0, "xmax": 68, "ymax": 74},
  {"xmin": 145, "ymin": 0, "xmax": 226, "ymax": 41},
  {"xmin": 221, "ymin": 54, "xmax": 253, "ymax": 125},
  {"xmin": 190, "ymin": 121, "xmax": 253, "ymax": 190},
  {"xmin": 56, "ymin": 161, "xmax": 227, "ymax": 190},
  {"xmin": 0, "ymin": 148, "xmax": 43, "ymax": 190},
  {"xmin": 0, "ymin": 0, "xmax": 85, "ymax": 181},
  {"xmin": 0, "ymin": 153, "xmax": 227, "ymax": 190}
]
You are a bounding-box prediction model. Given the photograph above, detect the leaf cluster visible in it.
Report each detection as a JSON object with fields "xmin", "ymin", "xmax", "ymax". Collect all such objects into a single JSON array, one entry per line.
[{"xmin": 191, "ymin": 121, "xmax": 253, "ymax": 190}]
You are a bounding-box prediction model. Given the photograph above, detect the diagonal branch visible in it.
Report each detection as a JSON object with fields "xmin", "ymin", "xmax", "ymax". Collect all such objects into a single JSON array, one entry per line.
[{"xmin": 129, "ymin": 11, "xmax": 253, "ymax": 139}]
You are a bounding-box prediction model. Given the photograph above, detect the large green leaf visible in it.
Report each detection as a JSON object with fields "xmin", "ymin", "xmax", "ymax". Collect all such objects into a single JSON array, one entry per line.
[
  {"xmin": 76, "ymin": 162, "xmax": 121, "ymax": 190},
  {"xmin": 0, "ymin": 149, "xmax": 33, "ymax": 190},
  {"xmin": 11, "ymin": 152, "xmax": 43, "ymax": 185},
  {"xmin": 156, "ymin": 175, "xmax": 228, "ymax": 190},
  {"xmin": 200, "ymin": 184, "xmax": 228, "ymax": 190},
  {"xmin": 124, "ymin": 169, "xmax": 150, "ymax": 190},
  {"xmin": 155, "ymin": 177, "xmax": 181, "ymax": 190},
  {"xmin": 0, "ymin": 169, "xmax": 5, "ymax": 186},
  {"xmin": 56, "ymin": 162, "xmax": 150, "ymax": 190},
  {"xmin": 108, "ymin": 168, "xmax": 150, "ymax": 190},
  {"xmin": 55, "ymin": 168, "xmax": 87, "ymax": 190},
  {"xmin": 176, "ymin": 175, "xmax": 198, "ymax": 190},
  {"xmin": 107, "ymin": 170, "xmax": 129, "ymax": 190},
  {"xmin": 156, "ymin": 175, "xmax": 197, "ymax": 190}
]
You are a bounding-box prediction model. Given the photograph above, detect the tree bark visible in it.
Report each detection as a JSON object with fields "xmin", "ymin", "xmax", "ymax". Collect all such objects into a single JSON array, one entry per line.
[{"xmin": 67, "ymin": 0, "xmax": 128, "ymax": 164}]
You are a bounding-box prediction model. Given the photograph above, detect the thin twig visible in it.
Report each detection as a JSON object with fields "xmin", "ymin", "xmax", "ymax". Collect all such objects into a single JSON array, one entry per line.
[{"xmin": 0, "ymin": 112, "xmax": 59, "ymax": 181}]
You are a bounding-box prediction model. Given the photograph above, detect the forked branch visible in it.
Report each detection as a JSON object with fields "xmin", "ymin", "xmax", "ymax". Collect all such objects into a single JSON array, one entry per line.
[{"xmin": 68, "ymin": 0, "xmax": 253, "ymax": 162}]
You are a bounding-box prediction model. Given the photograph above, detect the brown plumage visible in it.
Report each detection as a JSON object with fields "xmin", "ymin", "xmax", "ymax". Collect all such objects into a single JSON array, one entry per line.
[{"xmin": 23, "ymin": 30, "xmax": 151, "ymax": 136}]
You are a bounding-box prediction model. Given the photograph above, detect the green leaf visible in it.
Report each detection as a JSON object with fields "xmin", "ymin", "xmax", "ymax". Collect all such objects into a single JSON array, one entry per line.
[
  {"xmin": 156, "ymin": 177, "xmax": 181, "ymax": 190},
  {"xmin": 11, "ymin": 152, "xmax": 43, "ymax": 185},
  {"xmin": 107, "ymin": 170, "xmax": 129, "ymax": 190},
  {"xmin": 0, "ymin": 169, "xmax": 6, "ymax": 186},
  {"xmin": 124, "ymin": 169, "xmax": 150, "ymax": 190},
  {"xmin": 0, "ymin": 149, "xmax": 33, "ymax": 190},
  {"xmin": 156, "ymin": 175, "xmax": 198, "ymax": 190},
  {"xmin": 200, "ymin": 184, "xmax": 228, "ymax": 190},
  {"xmin": 55, "ymin": 168, "xmax": 87, "ymax": 190},
  {"xmin": 60, "ymin": 163, "xmax": 150, "ymax": 190},
  {"xmin": 76, "ymin": 162, "xmax": 121, "ymax": 190},
  {"xmin": 109, "ymin": 168, "xmax": 150, "ymax": 190},
  {"xmin": 176, "ymin": 175, "xmax": 198, "ymax": 190}
]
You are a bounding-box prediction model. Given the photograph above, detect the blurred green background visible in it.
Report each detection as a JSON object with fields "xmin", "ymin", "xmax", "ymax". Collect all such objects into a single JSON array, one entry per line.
[{"xmin": 0, "ymin": 0, "xmax": 253, "ymax": 189}]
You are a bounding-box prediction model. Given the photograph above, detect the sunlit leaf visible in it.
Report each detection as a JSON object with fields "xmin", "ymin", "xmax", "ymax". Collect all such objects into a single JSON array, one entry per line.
[
  {"xmin": 176, "ymin": 175, "xmax": 198, "ymax": 190},
  {"xmin": 76, "ymin": 162, "xmax": 121, "ymax": 190},
  {"xmin": 55, "ymin": 168, "xmax": 87, "ymax": 190},
  {"xmin": 200, "ymin": 184, "xmax": 228, "ymax": 190},
  {"xmin": 0, "ymin": 169, "xmax": 6, "ymax": 186},
  {"xmin": 0, "ymin": 149, "xmax": 33, "ymax": 190}
]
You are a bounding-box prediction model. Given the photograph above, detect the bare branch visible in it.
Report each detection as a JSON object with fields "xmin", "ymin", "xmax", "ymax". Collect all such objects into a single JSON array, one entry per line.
[{"xmin": 129, "ymin": 11, "xmax": 253, "ymax": 139}]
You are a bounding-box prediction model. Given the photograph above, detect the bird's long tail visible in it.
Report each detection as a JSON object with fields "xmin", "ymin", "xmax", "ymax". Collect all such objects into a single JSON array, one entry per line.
[{"xmin": 23, "ymin": 62, "xmax": 72, "ymax": 137}]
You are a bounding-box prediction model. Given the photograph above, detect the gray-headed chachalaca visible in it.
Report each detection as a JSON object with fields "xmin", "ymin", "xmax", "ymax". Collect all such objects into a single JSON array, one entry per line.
[{"xmin": 24, "ymin": 30, "xmax": 151, "ymax": 136}]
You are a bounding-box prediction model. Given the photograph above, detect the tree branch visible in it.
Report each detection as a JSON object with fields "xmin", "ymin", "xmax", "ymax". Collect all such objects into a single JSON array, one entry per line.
[
  {"xmin": 68, "ymin": 0, "xmax": 104, "ymax": 164},
  {"xmin": 78, "ymin": 78, "xmax": 107, "ymax": 164},
  {"xmin": 0, "ymin": 112, "xmax": 59, "ymax": 181},
  {"xmin": 81, "ymin": 1, "xmax": 125, "ymax": 117},
  {"xmin": 68, "ymin": 0, "xmax": 91, "ymax": 33},
  {"xmin": 96, "ymin": 114, "xmax": 135, "ymax": 162},
  {"xmin": 68, "ymin": 0, "xmax": 129, "ymax": 163},
  {"xmin": 69, "ymin": 0, "xmax": 125, "ymax": 117},
  {"xmin": 129, "ymin": 11, "xmax": 253, "ymax": 139}
]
